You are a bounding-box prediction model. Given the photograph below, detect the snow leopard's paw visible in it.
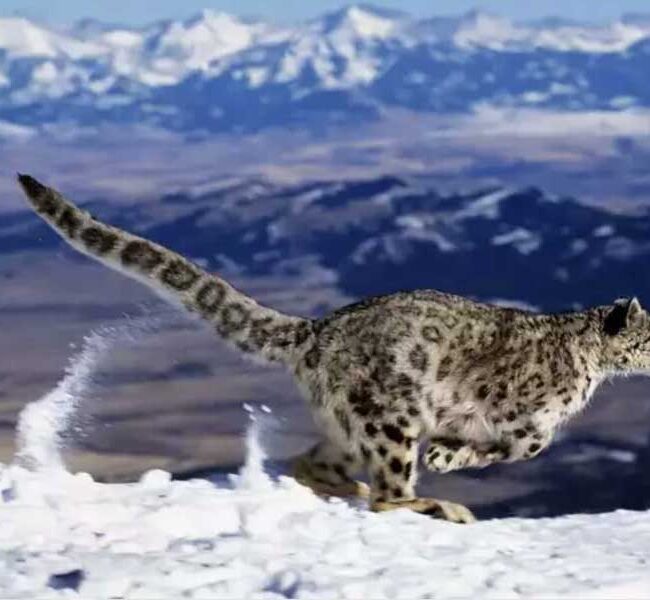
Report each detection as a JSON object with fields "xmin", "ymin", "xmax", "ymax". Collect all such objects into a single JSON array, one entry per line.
[{"xmin": 371, "ymin": 497, "xmax": 476, "ymax": 524}]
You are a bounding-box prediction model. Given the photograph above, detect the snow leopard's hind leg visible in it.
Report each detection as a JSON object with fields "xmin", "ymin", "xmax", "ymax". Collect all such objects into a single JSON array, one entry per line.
[{"xmin": 292, "ymin": 441, "xmax": 369, "ymax": 499}]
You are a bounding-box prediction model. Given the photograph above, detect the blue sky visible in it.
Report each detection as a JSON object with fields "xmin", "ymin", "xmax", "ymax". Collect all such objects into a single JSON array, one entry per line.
[{"xmin": 2, "ymin": 0, "xmax": 649, "ymax": 25}]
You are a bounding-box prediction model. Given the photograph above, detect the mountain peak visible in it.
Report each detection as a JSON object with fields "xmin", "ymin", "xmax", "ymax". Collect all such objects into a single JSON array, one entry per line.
[
  {"xmin": 453, "ymin": 10, "xmax": 520, "ymax": 49},
  {"xmin": 147, "ymin": 9, "xmax": 262, "ymax": 72},
  {"xmin": 455, "ymin": 9, "xmax": 510, "ymax": 29},
  {"xmin": 319, "ymin": 4, "xmax": 401, "ymax": 38},
  {"xmin": 184, "ymin": 9, "xmax": 252, "ymax": 29}
]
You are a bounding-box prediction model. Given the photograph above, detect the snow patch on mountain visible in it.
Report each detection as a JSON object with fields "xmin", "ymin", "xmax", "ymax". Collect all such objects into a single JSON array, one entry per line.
[
  {"xmin": 269, "ymin": 6, "xmax": 403, "ymax": 89},
  {"xmin": 530, "ymin": 21, "xmax": 648, "ymax": 53},
  {"xmin": 142, "ymin": 11, "xmax": 270, "ymax": 83},
  {"xmin": 492, "ymin": 228, "xmax": 541, "ymax": 255},
  {"xmin": 0, "ymin": 17, "xmax": 104, "ymax": 58},
  {"xmin": 82, "ymin": 12, "xmax": 276, "ymax": 86},
  {"xmin": 453, "ymin": 11, "xmax": 527, "ymax": 50},
  {"xmin": 453, "ymin": 188, "xmax": 514, "ymax": 221},
  {"xmin": 410, "ymin": 9, "xmax": 650, "ymax": 52}
]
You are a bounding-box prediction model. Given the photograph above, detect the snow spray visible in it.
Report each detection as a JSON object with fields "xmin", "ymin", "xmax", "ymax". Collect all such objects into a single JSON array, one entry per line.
[{"xmin": 14, "ymin": 311, "xmax": 175, "ymax": 473}]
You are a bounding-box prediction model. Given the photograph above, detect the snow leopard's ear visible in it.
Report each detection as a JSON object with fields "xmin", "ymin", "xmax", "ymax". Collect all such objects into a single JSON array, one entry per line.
[{"xmin": 604, "ymin": 297, "xmax": 644, "ymax": 335}]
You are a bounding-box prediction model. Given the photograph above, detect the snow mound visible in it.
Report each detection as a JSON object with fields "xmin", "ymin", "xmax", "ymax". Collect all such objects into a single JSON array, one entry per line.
[
  {"xmin": 1, "ymin": 319, "xmax": 649, "ymax": 598},
  {"xmin": 1, "ymin": 460, "xmax": 649, "ymax": 599}
]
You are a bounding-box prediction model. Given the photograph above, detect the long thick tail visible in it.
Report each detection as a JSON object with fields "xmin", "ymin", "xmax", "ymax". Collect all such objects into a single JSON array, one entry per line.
[{"xmin": 17, "ymin": 174, "xmax": 314, "ymax": 365}]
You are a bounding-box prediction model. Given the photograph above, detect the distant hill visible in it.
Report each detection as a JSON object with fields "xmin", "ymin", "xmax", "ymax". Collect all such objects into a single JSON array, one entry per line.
[{"xmin": 5, "ymin": 175, "xmax": 650, "ymax": 311}]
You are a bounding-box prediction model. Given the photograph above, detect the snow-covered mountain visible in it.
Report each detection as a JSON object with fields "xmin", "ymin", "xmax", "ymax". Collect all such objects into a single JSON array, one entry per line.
[
  {"xmin": 5, "ymin": 175, "xmax": 650, "ymax": 311},
  {"xmin": 1, "ymin": 6, "xmax": 650, "ymax": 135}
]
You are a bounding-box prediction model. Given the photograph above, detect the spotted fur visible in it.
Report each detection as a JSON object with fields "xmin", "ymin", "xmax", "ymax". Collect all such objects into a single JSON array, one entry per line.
[{"xmin": 18, "ymin": 174, "xmax": 650, "ymax": 523}]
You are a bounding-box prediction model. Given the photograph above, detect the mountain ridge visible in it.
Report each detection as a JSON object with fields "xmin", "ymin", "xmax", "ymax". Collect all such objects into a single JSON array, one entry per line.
[
  {"xmin": 1, "ymin": 7, "xmax": 650, "ymax": 136},
  {"xmin": 5, "ymin": 175, "xmax": 650, "ymax": 311}
]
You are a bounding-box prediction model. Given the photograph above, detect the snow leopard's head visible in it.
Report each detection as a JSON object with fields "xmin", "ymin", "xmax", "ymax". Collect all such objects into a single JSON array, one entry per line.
[{"xmin": 600, "ymin": 297, "xmax": 650, "ymax": 374}]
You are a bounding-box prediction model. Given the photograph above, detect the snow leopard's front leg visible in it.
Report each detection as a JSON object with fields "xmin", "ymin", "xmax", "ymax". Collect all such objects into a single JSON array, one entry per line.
[
  {"xmin": 424, "ymin": 425, "xmax": 553, "ymax": 473},
  {"xmin": 423, "ymin": 439, "xmax": 509, "ymax": 473},
  {"xmin": 359, "ymin": 415, "xmax": 475, "ymax": 523}
]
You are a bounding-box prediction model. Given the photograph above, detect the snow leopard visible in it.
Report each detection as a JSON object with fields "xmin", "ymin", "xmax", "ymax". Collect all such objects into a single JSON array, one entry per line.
[{"xmin": 17, "ymin": 174, "xmax": 650, "ymax": 524}]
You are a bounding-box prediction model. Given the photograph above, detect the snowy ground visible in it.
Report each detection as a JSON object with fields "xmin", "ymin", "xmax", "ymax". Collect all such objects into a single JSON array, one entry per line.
[
  {"xmin": 1, "ymin": 325, "xmax": 650, "ymax": 599},
  {"xmin": 2, "ymin": 460, "xmax": 650, "ymax": 599}
]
